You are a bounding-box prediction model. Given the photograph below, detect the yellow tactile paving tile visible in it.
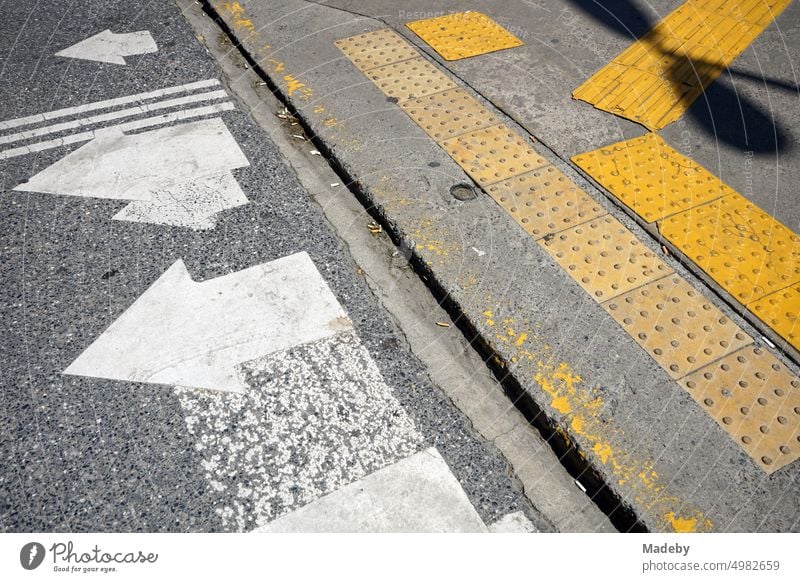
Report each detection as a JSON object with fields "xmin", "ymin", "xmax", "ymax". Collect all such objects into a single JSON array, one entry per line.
[
  {"xmin": 688, "ymin": 0, "xmax": 793, "ymax": 27},
  {"xmin": 441, "ymin": 124, "xmax": 548, "ymax": 186},
  {"xmin": 486, "ymin": 166, "xmax": 607, "ymax": 240},
  {"xmin": 405, "ymin": 11, "xmax": 523, "ymax": 61},
  {"xmin": 680, "ymin": 346, "xmax": 800, "ymax": 474},
  {"xmin": 539, "ymin": 215, "xmax": 673, "ymax": 302},
  {"xmin": 748, "ymin": 283, "xmax": 800, "ymax": 351},
  {"xmin": 334, "ymin": 29, "xmax": 419, "ymax": 72},
  {"xmin": 400, "ymin": 88, "xmax": 499, "ymax": 142},
  {"xmin": 573, "ymin": 0, "xmax": 790, "ymax": 130},
  {"xmin": 364, "ymin": 58, "xmax": 457, "ymax": 102},
  {"xmin": 603, "ymin": 275, "xmax": 752, "ymax": 379},
  {"xmin": 572, "ymin": 133, "xmax": 733, "ymax": 222},
  {"xmin": 660, "ymin": 195, "xmax": 800, "ymax": 305}
]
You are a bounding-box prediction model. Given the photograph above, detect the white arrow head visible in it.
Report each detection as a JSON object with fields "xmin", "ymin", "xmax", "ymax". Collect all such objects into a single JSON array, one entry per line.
[
  {"xmin": 14, "ymin": 118, "xmax": 250, "ymax": 229},
  {"xmin": 64, "ymin": 252, "xmax": 353, "ymax": 393},
  {"xmin": 55, "ymin": 30, "xmax": 158, "ymax": 65}
]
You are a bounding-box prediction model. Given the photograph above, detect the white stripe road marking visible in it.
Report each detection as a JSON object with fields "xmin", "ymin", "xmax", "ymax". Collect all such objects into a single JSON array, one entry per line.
[
  {"xmin": 252, "ymin": 448, "xmax": 487, "ymax": 533},
  {"xmin": 0, "ymin": 90, "xmax": 229, "ymax": 145},
  {"xmin": 0, "ymin": 102, "xmax": 235, "ymax": 160},
  {"xmin": 0, "ymin": 78, "xmax": 220, "ymax": 131},
  {"xmin": 64, "ymin": 252, "xmax": 351, "ymax": 393}
]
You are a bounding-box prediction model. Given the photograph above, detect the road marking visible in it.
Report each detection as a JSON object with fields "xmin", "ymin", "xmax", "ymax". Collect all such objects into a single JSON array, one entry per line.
[
  {"xmin": 64, "ymin": 252, "xmax": 351, "ymax": 393},
  {"xmin": 539, "ymin": 215, "xmax": 673, "ymax": 302},
  {"xmin": 680, "ymin": 345, "xmax": 800, "ymax": 474},
  {"xmin": 406, "ymin": 11, "xmax": 523, "ymax": 61},
  {"xmin": 252, "ymin": 448, "xmax": 485, "ymax": 532},
  {"xmin": 178, "ymin": 329, "xmax": 423, "ymax": 530},
  {"xmin": 55, "ymin": 29, "xmax": 158, "ymax": 65},
  {"xmin": 0, "ymin": 79, "xmax": 220, "ymax": 131},
  {"xmin": 572, "ymin": 133, "xmax": 732, "ymax": 223},
  {"xmin": 486, "ymin": 165, "xmax": 607, "ymax": 240},
  {"xmin": 573, "ymin": 0, "xmax": 791, "ymax": 129},
  {"xmin": 0, "ymin": 90, "xmax": 228, "ymax": 146},
  {"xmin": 15, "ymin": 117, "xmax": 248, "ymax": 229},
  {"xmin": 0, "ymin": 102, "xmax": 235, "ymax": 160},
  {"xmin": 603, "ymin": 275, "xmax": 752, "ymax": 379},
  {"xmin": 364, "ymin": 58, "xmax": 457, "ymax": 102},
  {"xmin": 488, "ymin": 511, "xmax": 538, "ymax": 533},
  {"xmin": 400, "ymin": 87, "xmax": 499, "ymax": 143}
]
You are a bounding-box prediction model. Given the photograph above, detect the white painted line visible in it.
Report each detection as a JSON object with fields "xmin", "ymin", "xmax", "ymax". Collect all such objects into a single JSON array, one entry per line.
[
  {"xmin": 0, "ymin": 102, "xmax": 235, "ymax": 160},
  {"xmin": 55, "ymin": 30, "xmax": 158, "ymax": 65},
  {"xmin": 0, "ymin": 90, "xmax": 229, "ymax": 145},
  {"xmin": 64, "ymin": 252, "xmax": 353, "ymax": 393},
  {"xmin": 0, "ymin": 78, "xmax": 220, "ymax": 131},
  {"xmin": 252, "ymin": 448, "xmax": 487, "ymax": 533}
]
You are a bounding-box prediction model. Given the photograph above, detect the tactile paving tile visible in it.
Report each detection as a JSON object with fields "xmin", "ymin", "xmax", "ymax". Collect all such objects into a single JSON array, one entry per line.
[
  {"xmin": 400, "ymin": 88, "xmax": 499, "ymax": 142},
  {"xmin": 365, "ymin": 58, "xmax": 457, "ymax": 102},
  {"xmin": 573, "ymin": 63, "xmax": 702, "ymax": 131},
  {"xmin": 334, "ymin": 29, "xmax": 419, "ymax": 72},
  {"xmin": 405, "ymin": 11, "xmax": 523, "ymax": 61},
  {"xmin": 441, "ymin": 125, "xmax": 548, "ymax": 186},
  {"xmin": 689, "ymin": 0, "xmax": 793, "ymax": 27},
  {"xmin": 572, "ymin": 133, "xmax": 733, "ymax": 223},
  {"xmin": 539, "ymin": 214, "xmax": 673, "ymax": 301},
  {"xmin": 680, "ymin": 346, "xmax": 800, "ymax": 474},
  {"xmin": 660, "ymin": 194, "xmax": 800, "ymax": 304},
  {"xmin": 603, "ymin": 275, "xmax": 752, "ymax": 378},
  {"xmin": 748, "ymin": 283, "xmax": 800, "ymax": 352},
  {"xmin": 486, "ymin": 165, "xmax": 607, "ymax": 239},
  {"xmin": 573, "ymin": 0, "xmax": 788, "ymax": 130}
]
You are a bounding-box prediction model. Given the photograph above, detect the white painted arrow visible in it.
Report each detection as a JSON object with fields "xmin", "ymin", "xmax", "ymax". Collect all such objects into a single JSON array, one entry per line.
[
  {"xmin": 55, "ymin": 30, "xmax": 157, "ymax": 65},
  {"xmin": 14, "ymin": 118, "xmax": 250, "ymax": 229},
  {"xmin": 64, "ymin": 252, "xmax": 352, "ymax": 393}
]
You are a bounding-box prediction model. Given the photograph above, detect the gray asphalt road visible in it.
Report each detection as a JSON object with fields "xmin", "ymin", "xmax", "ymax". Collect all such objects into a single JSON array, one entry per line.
[{"xmin": 0, "ymin": 0, "xmax": 535, "ymax": 532}]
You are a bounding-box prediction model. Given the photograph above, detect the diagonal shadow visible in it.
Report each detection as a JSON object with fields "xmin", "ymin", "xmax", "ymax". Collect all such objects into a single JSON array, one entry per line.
[{"xmin": 566, "ymin": 0, "xmax": 795, "ymax": 153}]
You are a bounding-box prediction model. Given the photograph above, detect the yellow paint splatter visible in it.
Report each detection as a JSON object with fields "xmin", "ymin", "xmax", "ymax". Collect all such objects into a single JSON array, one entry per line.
[
  {"xmin": 666, "ymin": 512, "xmax": 698, "ymax": 533},
  {"xmin": 219, "ymin": 2, "xmax": 255, "ymax": 32},
  {"xmin": 515, "ymin": 332, "xmax": 528, "ymax": 346}
]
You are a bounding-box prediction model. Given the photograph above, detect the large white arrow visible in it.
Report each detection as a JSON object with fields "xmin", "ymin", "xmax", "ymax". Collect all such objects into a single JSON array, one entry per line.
[
  {"xmin": 64, "ymin": 252, "xmax": 352, "ymax": 393},
  {"xmin": 55, "ymin": 30, "xmax": 158, "ymax": 65},
  {"xmin": 14, "ymin": 118, "xmax": 250, "ymax": 229}
]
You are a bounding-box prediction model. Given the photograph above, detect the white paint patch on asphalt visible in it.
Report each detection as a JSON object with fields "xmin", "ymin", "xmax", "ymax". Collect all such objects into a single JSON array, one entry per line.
[
  {"xmin": 253, "ymin": 447, "xmax": 486, "ymax": 533},
  {"xmin": 14, "ymin": 117, "xmax": 247, "ymax": 228},
  {"xmin": 113, "ymin": 172, "xmax": 248, "ymax": 229},
  {"xmin": 64, "ymin": 252, "xmax": 352, "ymax": 393},
  {"xmin": 0, "ymin": 102, "xmax": 236, "ymax": 160},
  {"xmin": 55, "ymin": 30, "xmax": 158, "ymax": 65},
  {"xmin": 177, "ymin": 331, "xmax": 424, "ymax": 531},
  {"xmin": 0, "ymin": 78, "xmax": 220, "ymax": 131},
  {"xmin": 488, "ymin": 511, "xmax": 538, "ymax": 533}
]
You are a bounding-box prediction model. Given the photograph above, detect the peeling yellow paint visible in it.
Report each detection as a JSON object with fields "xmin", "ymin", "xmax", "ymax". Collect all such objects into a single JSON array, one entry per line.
[
  {"xmin": 666, "ymin": 512, "xmax": 698, "ymax": 534},
  {"xmin": 479, "ymin": 310, "xmax": 712, "ymax": 533},
  {"xmin": 219, "ymin": 2, "xmax": 255, "ymax": 33}
]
